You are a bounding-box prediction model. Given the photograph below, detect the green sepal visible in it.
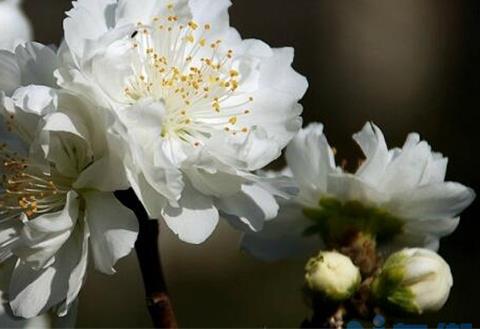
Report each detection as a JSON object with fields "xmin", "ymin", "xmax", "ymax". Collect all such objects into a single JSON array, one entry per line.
[
  {"xmin": 371, "ymin": 253, "xmax": 420, "ymax": 314},
  {"xmin": 302, "ymin": 197, "xmax": 404, "ymax": 245}
]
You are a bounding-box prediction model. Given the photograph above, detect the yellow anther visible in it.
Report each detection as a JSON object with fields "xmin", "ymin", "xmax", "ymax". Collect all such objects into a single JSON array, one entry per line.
[{"xmin": 188, "ymin": 21, "xmax": 199, "ymax": 30}]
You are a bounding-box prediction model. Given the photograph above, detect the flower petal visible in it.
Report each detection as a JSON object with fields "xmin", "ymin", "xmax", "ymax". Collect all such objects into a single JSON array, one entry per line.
[
  {"xmin": 15, "ymin": 191, "xmax": 79, "ymax": 270},
  {"xmin": 241, "ymin": 201, "xmax": 321, "ymax": 261},
  {"xmin": 326, "ymin": 173, "xmax": 388, "ymax": 205},
  {"xmin": 217, "ymin": 183, "xmax": 279, "ymax": 232},
  {"xmin": 379, "ymin": 136, "xmax": 433, "ymax": 193},
  {"xmin": 353, "ymin": 122, "xmax": 390, "ymax": 186},
  {"xmin": 9, "ymin": 221, "xmax": 88, "ymax": 318},
  {"xmin": 387, "ymin": 182, "xmax": 475, "ymax": 220},
  {"xmin": 115, "ymin": 0, "xmax": 190, "ymax": 26},
  {"xmin": 286, "ymin": 123, "xmax": 336, "ymax": 202},
  {"xmin": 84, "ymin": 191, "xmax": 138, "ymax": 275},
  {"xmin": 0, "ymin": 50, "xmax": 21, "ymax": 95},
  {"xmin": 162, "ymin": 185, "xmax": 219, "ymax": 244},
  {"xmin": 64, "ymin": 0, "xmax": 118, "ymax": 60}
]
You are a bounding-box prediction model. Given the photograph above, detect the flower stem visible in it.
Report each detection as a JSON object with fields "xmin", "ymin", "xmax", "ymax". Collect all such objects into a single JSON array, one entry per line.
[{"xmin": 115, "ymin": 190, "xmax": 178, "ymax": 328}]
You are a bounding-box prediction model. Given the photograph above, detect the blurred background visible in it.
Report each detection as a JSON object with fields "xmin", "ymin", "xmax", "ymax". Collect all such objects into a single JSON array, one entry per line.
[{"xmin": 19, "ymin": 0, "xmax": 480, "ymax": 327}]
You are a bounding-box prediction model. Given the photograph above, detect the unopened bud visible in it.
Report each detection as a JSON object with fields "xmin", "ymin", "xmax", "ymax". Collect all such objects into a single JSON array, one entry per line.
[
  {"xmin": 305, "ymin": 251, "xmax": 361, "ymax": 301},
  {"xmin": 372, "ymin": 248, "xmax": 453, "ymax": 314}
]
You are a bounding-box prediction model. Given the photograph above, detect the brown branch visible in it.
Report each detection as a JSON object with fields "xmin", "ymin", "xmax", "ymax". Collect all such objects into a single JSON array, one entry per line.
[{"xmin": 116, "ymin": 190, "xmax": 178, "ymax": 329}]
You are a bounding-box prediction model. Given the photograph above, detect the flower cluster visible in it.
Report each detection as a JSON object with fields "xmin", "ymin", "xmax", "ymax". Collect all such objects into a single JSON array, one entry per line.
[
  {"xmin": 0, "ymin": 0, "xmax": 306, "ymax": 320},
  {"xmin": 0, "ymin": 0, "xmax": 475, "ymax": 325},
  {"xmin": 242, "ymin": 123, "xmax": 474, "ymax": 320}
]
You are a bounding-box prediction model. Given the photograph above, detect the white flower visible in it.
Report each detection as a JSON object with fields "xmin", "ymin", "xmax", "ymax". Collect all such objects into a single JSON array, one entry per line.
[
  {"xmin": 372, "ymin": 248, "xmax": 453, "ymax": 314},
  {"xmin": 0, "ymin": 0, "xmax": 32, "ymax": 51},
  {"xmin": 243, "ymin": 122, "xmax": 475, "ymax": 260},
  {"xmin": 0, "ymin": 42, "xmax": 138, "ymax": 318},
  {"xmin": 305, "ymin": 251, "xmax": 360, "ymax": 301},
  {"xmin": 57, "ymin": 0, "xmax": 308, "ymax": 243}
]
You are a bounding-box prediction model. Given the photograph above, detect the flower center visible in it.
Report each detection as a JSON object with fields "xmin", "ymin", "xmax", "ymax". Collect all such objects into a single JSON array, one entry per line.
[
  {"xmin": 303, "ymin": 197, "xmax": 404, "ymax": 246},
  {"xmin": 0, "ymin": 144, "xmax": 73, "ymax": 221},
  {"xmin": 123, "ymin": 5, "xmax": 254, "ymax": 145}
]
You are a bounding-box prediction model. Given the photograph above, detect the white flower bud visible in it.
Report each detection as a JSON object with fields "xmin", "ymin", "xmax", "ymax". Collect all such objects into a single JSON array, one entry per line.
[
  {"xmin": 372, "ymin": 248, "xmax": 453, "ymax": 314},
  {"xmin": 305, "ymin": 251, "xmax": 361, "ymax": 301},
  {"xmin": 0, "ymin": 0, "xmax": 32, "ymax": 51}
]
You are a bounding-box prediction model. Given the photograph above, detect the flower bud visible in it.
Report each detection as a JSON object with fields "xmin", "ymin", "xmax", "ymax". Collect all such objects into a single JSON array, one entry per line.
[
  {"xmin": 372, "ymin": 248, "xmax": 453, "ymax": 314},
  {"xmin": 305, "ymin": 251, "xmax": 361, "ymax": 301}
]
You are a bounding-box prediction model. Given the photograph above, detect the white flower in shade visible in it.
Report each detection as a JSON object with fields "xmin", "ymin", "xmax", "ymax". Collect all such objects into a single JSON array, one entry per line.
[
  {"xmin": 0, "ymin": 0, "xmax": 32, "ymax": 51},
  {"xmin": 57, "ymin": 0, "xmax": 308, "ymax": 243},
  {"xmin": 372, "ymin": 248, "xmax": 453, "ymax": 314},
  {"xmin": 243, "ymin": 122, "xmax": 475, "ymax": 260},
  {"xmin": 305, "ymin": 251, "xmax": 360, "ymax": 301},
  {"xmin": 0, "ymin": 43, "xmax": 138, "ymax": 318}
]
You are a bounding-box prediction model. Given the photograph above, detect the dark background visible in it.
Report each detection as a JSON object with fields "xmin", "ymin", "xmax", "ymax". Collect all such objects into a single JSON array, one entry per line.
[{"xmin": 22, "ymin": 0, "xmax": 480, "ymax": 327}]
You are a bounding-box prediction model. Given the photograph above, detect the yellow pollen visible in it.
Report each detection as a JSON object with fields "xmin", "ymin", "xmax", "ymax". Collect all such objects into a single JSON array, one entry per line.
[
  {"xmin": 123, "ymin": 12, "xmax": 254, "ymax": 143},
  {"xmin": 1, "ymin": 148, "xmax": 72, "ymax": 221},
  {"xmin": 188, "ymin": 21, "xmax": 199, "ymax": 30},
  {"xmin": 228, "ymin": 116, "xmax": 237, "ymax": 125}
]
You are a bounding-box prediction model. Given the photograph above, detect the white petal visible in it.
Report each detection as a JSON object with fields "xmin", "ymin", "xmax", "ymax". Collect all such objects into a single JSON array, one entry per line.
[
  {"xmin": 419, "ymin": 153, "xmax": 448, "ymax": 185},
  {"xmin": 162, "ymin": 186, "xmax": 219, "ymax": 244},
  {"xmin": 241, "ymin": 201, "xmax": 321, "ymax": 261},
  {"xmin": 0, "ymin": 221, "xmax": 22, "ymax": 263},
  {"xmin": 126, "ymin": 169, "xmax": 169, "ymax": 219},
  {"xmin": 115, "ymin": 0, "xmax": 190, "ymax": 26},
  {"xmin": 14, "ymin": 42, "xmax": 59, "ymax": 88},
  {"xmin": 15, "ymin": 191, "xmax": 79, "ymax": 270},
  {"xmin": 404, "ymin": 217, "xmax": 460, "ymax": 243},
  {"xmin": 326, "ymin": 173, "xmax": 388, "ymax": 205},
  {"xmin": 9, "ymin": 261, "xmax": 56, "ymax": 318},
  {"xmin": 0, "ymin": 50, "xmax": 21, "ymax": 95},
  {"xmin": 353, "ymin": 122, "xmax": 390, "ymax": 186},
  {"xmin": 187, "ymin": 167, "xmax": 245, "ymax": 198},
  {"xmin": 43, "ymin": 111, "xmax": 90, "ymax": 141},
  {"xmin": 188, "ymin": 0, "xmax": 231, "ymax": 37},
  {"xmin": 286, "ymin": 123, "xmax": 335, "ymax": 200},
  {"xmin": 379, "ymin": 138, "xmax": 433, "ymax": 193},
  {"xmin": 11, "ymin": 85, "xmax": 57, "ymax": 116},
  {"xmin": 217, "ymin": 183, "xmax": 278, "ymax": 232},
  {"xmin": 9, "ymin": 221, "xmax": 88, "ymax": 318},
  {"xmin": 0, "ymin": 301, "xmax": 50, "ymax": 328},
  {"xmin": 245, "ymin": 171, "xmax": 298, "ymax": 200},
  {"xmin": 64, "ymin": 0, "xmax": 118, "ymax": 60},
  {"xmin": 236, "ymin": 126, "xmax": 284, "ymax": 171},
  {"xmin": 0, "ymin": 0, "xmax": 32, "ymax": 52},
  {"xmin": 84, "ymin": 191, "xmax": 138, "ymax": 275},
  {"xmin": 74, "ymin": 140, "xmax": 130, "ymax": 191},
  {"xmin": 58, "ymin": 224, "xmax": 89, "ymax": 316},
  {"xmin": 235, "ymin": 45, "xmax": 307, "ymax": 158},
  {"xmin": 387, "ymin": 182, "xmax": 475, "ymax": 220}
]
